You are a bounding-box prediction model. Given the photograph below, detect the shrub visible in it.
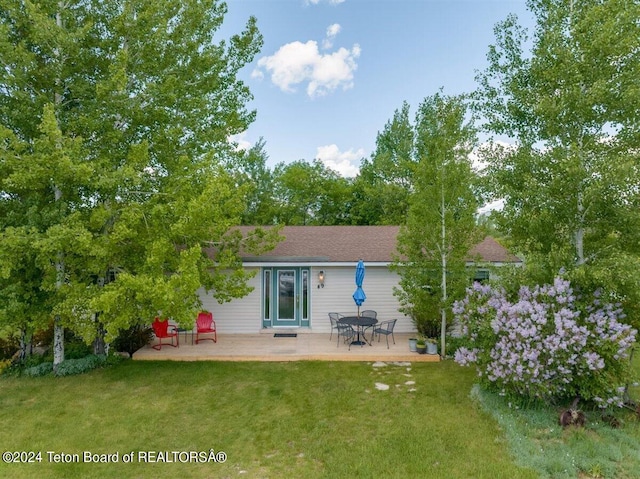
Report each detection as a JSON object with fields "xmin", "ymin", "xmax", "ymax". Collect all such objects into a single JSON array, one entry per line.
[
  {"xmin": 64, "ymin": 339, "xmax": 93, "ymax": 359},
  {"xmin": 444, "ymin": 335, "xmax": 473, "ymax": 359},
  {"xmin": 23, "ymin": 362, "xmax": 54, "ymax": 377},
  {"xmin": 7, "ymin": 353, "xmax": 115, "ymax": 378},
  {"xmin": 41, "ymin": 335, "xmax": 94, "ymax": 362},
  {"xmin": 0, "ymin": 359, "xmax": 12, "ymax": 375},
  {"xmin": 0, "ymin": 336, "xmax": 19, "ymax": 360},
  {"xmin": 407, "ymin": 304, "xmax": 442, "ymax": 338},
  {"xmin": 53, "ymin": 355, "xmax": 107, "ymax": 377},
  {"xmin": 112, "ymin": 324, "xmax": 153, "ymax": 358},
  {"xmin": 453, "ymin": 278, "xmax": 637, "ymax": 408}
]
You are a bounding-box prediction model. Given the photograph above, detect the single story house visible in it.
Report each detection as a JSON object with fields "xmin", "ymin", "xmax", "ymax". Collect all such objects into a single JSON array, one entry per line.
[{"xmin": 199, "ymin": 225, "xmax": 521, "ymax": 334}]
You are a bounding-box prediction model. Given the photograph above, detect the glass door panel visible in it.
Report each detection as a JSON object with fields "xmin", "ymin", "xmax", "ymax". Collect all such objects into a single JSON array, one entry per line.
[{"xmin": 275, "ymin": 269, "xmax": 297, "ymax": 325}]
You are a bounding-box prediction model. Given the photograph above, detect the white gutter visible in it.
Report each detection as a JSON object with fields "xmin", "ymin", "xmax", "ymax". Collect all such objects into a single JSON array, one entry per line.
[{"xmin": 242, "ymin": 262, "xmax": 392, "ymax": 268}]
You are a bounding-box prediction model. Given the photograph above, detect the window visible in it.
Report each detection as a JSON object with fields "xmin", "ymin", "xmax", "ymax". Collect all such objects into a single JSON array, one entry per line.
[
  {"xmin": 263, "ymin": 270, "xmax": 271, "ymax": 320},
  {"xmin": 302, "ymin": 270, "xmax": 309, "ymax": 320}
]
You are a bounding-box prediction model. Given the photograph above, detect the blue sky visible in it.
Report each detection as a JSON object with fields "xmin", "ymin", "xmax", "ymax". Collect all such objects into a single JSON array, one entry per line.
[{"xmin": 222, "ymin": 0, "xmax": 534, "ymax": 176}]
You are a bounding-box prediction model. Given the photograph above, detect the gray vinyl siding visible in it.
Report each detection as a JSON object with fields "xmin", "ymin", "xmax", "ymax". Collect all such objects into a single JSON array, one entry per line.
[
  {"xmin": 198, "ymin": 268, "xmax": 262, "ymax": 333},
  {"xmin": 310, "ymin": 266, "xmax": 414, "ymax": 333},
  {"xmin": 198, "ymin": 265, "xmax": 415, "ymax": 334}
]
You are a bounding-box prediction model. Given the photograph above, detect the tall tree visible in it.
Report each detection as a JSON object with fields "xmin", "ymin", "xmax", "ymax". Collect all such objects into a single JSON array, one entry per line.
[
  {"xmin": 392, "ymin": 93, "xmax": 480, "ymax": 356},
  {"xmin": 474, "ymin": 0, "xmax": 640, "ymax": 326},
  {"xmin": 0, "ymin": 0, "xmax": 279, "ymax": 364},
  {"xmin": 227, "ymin": 138, "xmax": 278, "ymax": 225},
  {"xmin": 271, "ymin": 159, "xmax": 352, "ymax": 225},
  {"xmin": 354, "ymin": 102, "xmax": 415, "ymax": 225}
]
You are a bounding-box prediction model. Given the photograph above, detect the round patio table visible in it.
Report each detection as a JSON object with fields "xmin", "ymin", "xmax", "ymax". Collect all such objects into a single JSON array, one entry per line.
[{"xmin": 338, "ymin": 316, "xmax": 378, "ymax": 346}]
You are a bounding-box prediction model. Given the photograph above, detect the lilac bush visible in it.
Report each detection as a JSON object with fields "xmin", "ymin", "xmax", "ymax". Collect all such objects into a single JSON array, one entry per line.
[{"xmin": 453, "ymin": 278, "xmax": 637, "ymax": 407}]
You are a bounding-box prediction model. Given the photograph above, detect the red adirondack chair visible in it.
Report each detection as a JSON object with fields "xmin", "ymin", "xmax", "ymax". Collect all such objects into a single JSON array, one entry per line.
[
  {"xmin": 151, "ymin": 317, "xmax": 179, "ymax": 350},
  {"xmin": 196, "ymin": 311, "xmax": 217, "ymax": 344}
]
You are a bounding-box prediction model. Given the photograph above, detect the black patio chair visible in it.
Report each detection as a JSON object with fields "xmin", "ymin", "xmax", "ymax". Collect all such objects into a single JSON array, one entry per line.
[
  {"xmin": 336, "ymin": 321, "xmax": 355, "ymax": 350},
  {"xmin": 359, "ymin": 310, "xmax": 377, "ymax": 342},
  {"xmin": 328, "ymin": 312, "xmax": 342, "ymax": 341},
  {"xmin": 372, "ymin": 319, "xmax": 397, "ymax": 349}
]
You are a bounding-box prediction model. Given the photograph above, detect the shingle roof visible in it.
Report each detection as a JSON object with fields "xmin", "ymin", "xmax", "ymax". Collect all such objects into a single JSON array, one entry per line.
[
  {"xmin": 233, "ymin": 226, "xmax": 521, "ymax": 264},
  {"xmin": 468, "ymin": 236, "xmax": 521, "ymax": 263}
]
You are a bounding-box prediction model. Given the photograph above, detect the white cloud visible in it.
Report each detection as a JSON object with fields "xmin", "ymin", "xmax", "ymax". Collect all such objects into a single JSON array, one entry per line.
[
  {"xmin": 473, "ymin": 140, "xmax": 515, "ymax": 214},
  {"xmin": 305, "ymin": 0, "xmax": 345, "ymax": 5},
  {"xmin": 472, "ymin": 140, "xmax": 515, "ymax": 172},
  {"xmin": 307, "ymin": 45, "xmax": 360, "ymax": 97},
  {"xmin": 468, "ymin": 149, "xmax": 483, "ymax": 172},
  {"xmin": 254, "ymin": 41, "xmax": 319, "ymax": 93},
  {"xmin": 229, "ymin": 132, "xmax": 252, "ymax": 151},
  {"xmin": 478, "ymin": 199, "xmax": 505, "ymax": 215},
  {"xmin": 250, "ymin": 69, "xmax": 264, "ymax": 81},
  {"xmin": 316, "ymin": 144, "xmax": 364, "ymax": 177},
  {"xmin": 326, "ymin": 23, "xmax": 341, "ymax": 37},
  {"xmin": 323, "ymin": 23, "xmax": 341, "ymax": 49},
  {"xmin": 253, "ymin": 32, "xmax": 360, "ymax": 98}
]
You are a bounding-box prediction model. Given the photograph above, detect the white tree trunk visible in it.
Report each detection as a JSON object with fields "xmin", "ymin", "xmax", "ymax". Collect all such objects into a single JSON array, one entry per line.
[
  {"xmin": 575, "ymin": 185, "xmax": 586, "ymax": 266},
  {"xmin": 53, "ymin": 191, "xmax": 65, "ymax": 369},
  {"xmin": 574, "ymin": 135, "xmax": 586, "ymax": 266},
  {"xmin": 53, "ymin": 318, "xmax": 64, "ymax": 367},
  {"xmin": 52, "ymin": 6, "xmax": 65, "ymax": 370},
  {"xmin": 19, "ymin": 327, "xmax": 30, "ymax": 362},
  {"xmin": 440, "ymin": 181, "xmax": 447, "ymax": 358}
]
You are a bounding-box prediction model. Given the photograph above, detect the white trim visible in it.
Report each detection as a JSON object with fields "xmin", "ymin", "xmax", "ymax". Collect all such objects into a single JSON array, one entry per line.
[
  {"xmin": 275, "ymin": 269, "xmax": 297, "ymax": 324},
  {"xmin": 243, "ymin": 261, "xmax": 391, "ymax": 268},
  {"xmin": 465, "ymin": 261, "xmax": 522, "ymax": 267},
  {"xmin": 245, "ymin": 261, "xmax": 520, "ymax": 268}
]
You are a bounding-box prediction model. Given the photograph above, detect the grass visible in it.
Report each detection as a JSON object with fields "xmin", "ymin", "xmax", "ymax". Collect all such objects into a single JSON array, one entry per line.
[
  {"xmin": 1, "ymin": 355, "xmax": 638, "ymax": 479},
  {"xmin": 473, "ymin": 352, "xmax": 640, "ymax": 479},
  {"xmin": 473, "ymin": 387, "xmax": 640, "ymax": 479},
  {"xmin": 0, "ymin": 360, "xmax": 537, "ymax": 479}
]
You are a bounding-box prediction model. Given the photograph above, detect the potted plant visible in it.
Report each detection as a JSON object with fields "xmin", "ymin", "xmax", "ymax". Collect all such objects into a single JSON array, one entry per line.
[
  {"xmin": 425, "ymin": 337, "xmax": 438, "ymax": 355},
  {"xmin": 415, "ymin": 338, "xmax": 427, "ymax": 354},
  {"xmin": 408, "ymin": 337, "xmax": 418, "ymax": 352}
]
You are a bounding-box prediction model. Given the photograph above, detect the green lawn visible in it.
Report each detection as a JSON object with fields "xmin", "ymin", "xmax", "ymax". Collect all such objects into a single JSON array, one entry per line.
[
  {"xmin": 0, "ymin": 360, "xmax": 537, "ymax": 479},
  {"xmin": 0, "ymin": 358, "xmax": 638, "ymax": 479}
]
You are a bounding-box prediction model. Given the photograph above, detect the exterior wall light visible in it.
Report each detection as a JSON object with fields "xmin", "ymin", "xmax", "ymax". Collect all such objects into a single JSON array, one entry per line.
[{"xmin": 318, "ymin": 270, "xmax": 325, "ymax": 288}]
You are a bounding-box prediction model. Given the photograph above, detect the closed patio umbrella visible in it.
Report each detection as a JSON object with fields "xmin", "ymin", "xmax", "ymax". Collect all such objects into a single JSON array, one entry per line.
[{"xmin": 352, "ymin": 259, "xmax": 366, "ymax": 317}]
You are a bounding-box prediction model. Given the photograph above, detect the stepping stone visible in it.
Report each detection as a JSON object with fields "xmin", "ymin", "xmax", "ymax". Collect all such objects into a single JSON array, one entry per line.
[
  {"xmin": 375, "ymin": 382, "xmax": 390, "ymax": 391},
  {"xmin": 372, "ymin": 361, "xmax": 387, "ymax": 368},
  {"xmin": 405, "ymin": 381, "xmax": 415, "ymax": 386},
  {"xmin": 391, "ymin": 361, "xmax": 411, "ymax": 367}
]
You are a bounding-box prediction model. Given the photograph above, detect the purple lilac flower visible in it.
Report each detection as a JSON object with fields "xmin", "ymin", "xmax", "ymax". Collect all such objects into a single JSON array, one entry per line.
[{"xmin": 452, "ymin": 276, "xmax": 637, "ymax": 407}]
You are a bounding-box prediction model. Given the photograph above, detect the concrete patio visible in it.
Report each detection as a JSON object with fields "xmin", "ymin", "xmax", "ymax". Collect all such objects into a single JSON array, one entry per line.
[{"xmin": 133, "ymin": 331, "xmax": 440, "ymax": 362}]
